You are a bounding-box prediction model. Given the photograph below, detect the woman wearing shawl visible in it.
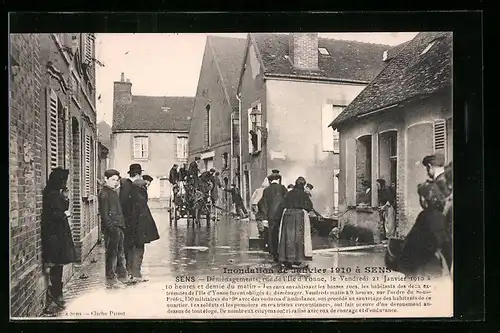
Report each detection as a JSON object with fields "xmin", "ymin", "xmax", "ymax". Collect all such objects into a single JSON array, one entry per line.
[
  {"xmin": 41, "ymin": 167, "xmax": 76, "ymax": 315},
  {"xmin": 276, "ymin": 177, "xmax": 314, "ymax": 268}
]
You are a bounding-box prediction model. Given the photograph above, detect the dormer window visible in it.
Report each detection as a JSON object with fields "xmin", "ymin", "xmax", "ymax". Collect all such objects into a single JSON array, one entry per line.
[
  {"xmin": 420, "ymin": 40, "xmax": 437, "ymax": 55},
  {"xmin": 318, "ymin": 47, "xmax": 330, "ymax": 55}
]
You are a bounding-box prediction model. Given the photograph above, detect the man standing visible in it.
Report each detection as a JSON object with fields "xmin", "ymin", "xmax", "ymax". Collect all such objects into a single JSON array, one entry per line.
[
  {"xmin": 169, "ymin": 164, "xmax": 179, "ymax": 185},
  {"xmin": 224, "ymin": 184, "xmax": 248, "ymax": 218},
  {"xmin": 98, "ymin": 169, "xmax": 129, "ymax": 288},
  {"xmin": 422, "ymin": 153, "xmax": 451, "ymax": 199},
  {"xmin": 119, "ymin": 163, "xmax": 143, "ymax": 282},
  {"xmin": 259, "ymin": 173, "xmax": 288, "ymax": 263}
]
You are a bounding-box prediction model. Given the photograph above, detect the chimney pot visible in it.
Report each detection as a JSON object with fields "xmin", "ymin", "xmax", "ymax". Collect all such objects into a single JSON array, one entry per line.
[
  {"xmin": 120, "ymin": 72, "xmax": 125, "ymax": 82},
  {"xmin": 126, "ymin": 79, "xmax": 130, "ymax": 83}
]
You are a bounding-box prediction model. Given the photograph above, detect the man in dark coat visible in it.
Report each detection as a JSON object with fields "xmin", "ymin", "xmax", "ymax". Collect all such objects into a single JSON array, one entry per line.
[
  {"xmin": 422, "ymin": 153, "xmax": 451, "ymax": 202},
  {"xmin": 169, "ymin": 164, "xmax": 179, "ymax": 185},
  {"xmin": 98, "ymin": 169, "xmax": 129, "ymax": 289},
  {"xmin": 178, "ymin": 163, "xmax": 188, "ymax": 182},
  {"xmin": 258, "ymin": 173, "xmax": 288, "ymax": 262},
  {"xmin": 119, "ymin": 163, "xmax": 143, "ymax": 282},
  {"xmin": 41, "ymin": 167, "xmax": 75, "ymax": 315},
  {"xmin": 224, "ymin": 184, "xmax": 248, "ymax": 218},
  {"xmin": 129, "ymin": 177, "xmax": 160, "ymax": 281}
]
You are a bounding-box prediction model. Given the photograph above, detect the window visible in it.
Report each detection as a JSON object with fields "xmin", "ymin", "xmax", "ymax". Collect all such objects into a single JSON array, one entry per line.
[
  {"xmin": 355, "ymin": 135, "xmax": 372, "ymax": 206},
  {"xmin": 83, "ymin": 132, "xmax": 91, "ymax": 197},
  {"xmin": 222, "ymin": 152, "xmax": 229, "ymax": 169},
  {"xmin": 84, "ymin": 33, "xmax": 95, "ymax": 65},
  {"xmin": 133, "ymin": 136, "xmax": 149, "ymax": 160},
  {"xmin": 176, "ymin": 136, "xmax": 188, "ymax": 161},
  {"xmin": 420, "ymin": 40, "xmax": 436, "ymax": 55},
  {"xmin": 248, "ymin": 103, "xmax": 262, "ymax": 154},
  {"xmin": 318, "ymin": 47, "xmax": 330, "ymax": 55},
  {"xmin": 159, "ymin": 178, "xmax": 168, "ymax": 198},
  {"xmin": 47, "ymin": 89, "xmax": 59, "ymax": 173},
  {"xmin": 433, "ymin": 119, "xmax": 447, "ymax": 158},
  {"xmin": 322, "ymin": 104, "xmax": 344, "ymax": 153},
  {"xmin": 206, "ymin": 104, "xmax": 212, "ymax": 147}
]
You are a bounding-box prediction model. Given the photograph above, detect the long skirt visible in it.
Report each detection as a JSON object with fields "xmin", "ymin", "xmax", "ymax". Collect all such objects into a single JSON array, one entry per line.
[{"xmin": 277, "ymin": 208, "xmax": 313, "ymax": 263}]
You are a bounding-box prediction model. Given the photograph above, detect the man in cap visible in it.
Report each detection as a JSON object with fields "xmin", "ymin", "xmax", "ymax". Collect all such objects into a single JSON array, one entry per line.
[
  {"xmin": 271, "ymin": 169, "xmax": 282, "ymax": 184},
  {"xmin": 305, "ymin": 183, "xmax": 314, "ymax": 197},
  {"xmin": 98, "ymin": 169, "xmax": 129, "ymax": 288},
  {"xmin": 119, "ymin": 163, "xmax": 144, "ymax": 283},
  {"xmin": 169, "ymin": 164, "xmax": 179, "ymax": 185}
]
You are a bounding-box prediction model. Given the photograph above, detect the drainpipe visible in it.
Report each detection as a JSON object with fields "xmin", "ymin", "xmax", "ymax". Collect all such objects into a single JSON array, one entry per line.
[{"xmin": 236, "ymin": 93, "xmax": 244, "ymax": 193}]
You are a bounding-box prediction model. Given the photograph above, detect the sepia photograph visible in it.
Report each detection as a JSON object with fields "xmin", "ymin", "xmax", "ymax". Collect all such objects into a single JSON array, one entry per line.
[{"xmin": 9, "ymin": 29, "xmax": 453, "ymax": 319}]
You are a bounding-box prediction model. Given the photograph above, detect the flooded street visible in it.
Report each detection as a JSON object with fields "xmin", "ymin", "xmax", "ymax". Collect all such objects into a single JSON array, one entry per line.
[{"xmin": 56, "ymin": 208, "xmax": 388, "ymax": 318}]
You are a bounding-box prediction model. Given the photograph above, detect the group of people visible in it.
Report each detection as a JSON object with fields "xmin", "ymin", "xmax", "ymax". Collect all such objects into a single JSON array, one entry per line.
[
  {"xmin": 251, "ymin": 169, "xmax": 316, "ymax": 269},
  {"xmin": 40, "ymin": 163, "xmax": 160, "ymax": 315},
  {"xmin": 385, "ymin": 153, "xmax": 453, "ymax": 279},
  {"xmin": 168, "ymin": 162, "xmax": 249, "ymax": 219}
]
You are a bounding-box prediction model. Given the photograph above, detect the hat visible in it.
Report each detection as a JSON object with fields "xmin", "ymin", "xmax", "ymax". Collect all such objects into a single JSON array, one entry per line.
[
  {"xmin": 287, "ymin": 184, "xmax": 294, "ymax": 189},
  {"xmin": 142, "ymin": 175, "xmax": 154, "ymax": 182},
  {"xmin": 295, "ymin": 177, "xmax": 306, "ymax": 187},
  {"xmin": 271, "ymin": 169, "xmax": 280, "ymax": 174},
  {"xmin": 422, "ymin": 153, "xmax": 445, "ymax": 167},
  {"xmin": 267, "ymin": 174, "xmax": 279, "ymax": 182},
  {"xmin": 104, "ymin": 169, "xmax": 120, "ymax": 179},
  {"xmin": 210, "ymin": 168, "xmax": 216, "ymax": 173},
  {"xmin": 127, "ymin": 163, "xmax": 144, "ymax": 174},
  {"xmin": 306, "ymin": 183, "xmax": 314, "ymax": 190}
]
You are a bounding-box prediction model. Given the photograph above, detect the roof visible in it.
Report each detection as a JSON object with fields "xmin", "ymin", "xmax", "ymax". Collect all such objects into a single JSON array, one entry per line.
[
  {"xmin": 207, "ymin": 36, "xmax": 247, "ymax": 108},
  {"xmin": 112, "ymin": 96, "xmax": 194, "ymax": 132},
  {"xmin": 250, "ymin": 33, "xmax": 390, "ymax": 82},
  {"xmin": 383, "ymin": 40, "xmax": 411, "ymax": 62},
  {"xmin": 97, "ymin": 121, "xmax": 112, "ymax": 148},
  {"xmin": 330, "ymin": 32, "xmax": 452, "ymax": 128}
]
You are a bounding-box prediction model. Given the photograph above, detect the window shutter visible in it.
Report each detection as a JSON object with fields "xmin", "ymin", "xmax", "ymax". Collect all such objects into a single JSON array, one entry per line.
[
  {"xmin": 47, "ymin": 89, "xmax": 59, "ymax": 172},
  {"xmin": 333, "ymin": 131, "xmax": 340, "ymax": 154},
  {"xmin": 131, "ymin": 136, "xmax": 136, "ymax": 160},
  {"xmin": 433, "ymin": 119, "xmax": 447, "ymax": 155},
  {"xmin": 84, "ymin": 132, "xmax": 91, "ymax": 197},
  {"xmin": 247, "ymin": 107, "xmax": 253, "ymax": 153},
  {"xmin": 147, "ymin": 136, "xmax": 151, "ymax": 160},
  {"xmin": 174, "ymin": 136, "xmax": 178, "ymax": 160},
  {"xmin": 84, "ymin": 34, "xmax": 94, "ymax": 65}
]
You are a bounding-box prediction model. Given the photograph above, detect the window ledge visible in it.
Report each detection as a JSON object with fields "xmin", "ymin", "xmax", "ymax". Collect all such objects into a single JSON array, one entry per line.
[
  {"xmin": 250, "ymin": 149, "xmax": 262, "ymax": 156},
  {"xmin": 133, "ymin": 158, "xmax": 149, "ymax": 162}
]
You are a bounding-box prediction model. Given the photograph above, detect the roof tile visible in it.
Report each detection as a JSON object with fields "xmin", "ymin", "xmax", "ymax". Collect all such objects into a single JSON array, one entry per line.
[
  {"xmin": 330, "ymin": 32, "xmax": 452, "ymax": 128},
  {"xmin": 112, "ymin": 96, "xmax": 194, "ymax": 131}
]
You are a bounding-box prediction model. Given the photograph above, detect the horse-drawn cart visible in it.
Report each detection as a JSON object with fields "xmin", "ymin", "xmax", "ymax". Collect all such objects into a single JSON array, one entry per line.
[{"xmin": 168, "ymin": 180, "xmax": 213, "ymax": 227}]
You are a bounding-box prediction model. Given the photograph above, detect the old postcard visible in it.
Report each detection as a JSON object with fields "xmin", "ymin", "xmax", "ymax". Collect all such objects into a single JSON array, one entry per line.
[{"xmin": 9, "ymin": 31, "xmax": 453, "ymax": 320}]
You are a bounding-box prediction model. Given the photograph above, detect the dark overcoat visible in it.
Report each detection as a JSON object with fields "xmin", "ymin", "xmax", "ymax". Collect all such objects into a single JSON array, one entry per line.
[
  {"xmin": 41, "ymin": 189, "xmax": 76, "ymax": 265},
  {"xmin": 258, "ymin": 183, "xmax": 288, "ymax": 221},
  {"xmin": 131, "ymin": 182, "xmax": 160, "ymax": 245}
]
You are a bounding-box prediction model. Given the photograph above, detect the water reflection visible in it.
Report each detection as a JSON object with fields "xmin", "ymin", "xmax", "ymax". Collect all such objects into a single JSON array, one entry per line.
[{"xmin": 146, "ymin": 211, "xmax": 386, "ymax": 280}]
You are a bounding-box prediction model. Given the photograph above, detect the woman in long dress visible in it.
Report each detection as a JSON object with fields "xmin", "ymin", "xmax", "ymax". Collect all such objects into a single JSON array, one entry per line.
[{"xmin": 276, "ymin": 176, "xmax": 314, "ymax": 268}]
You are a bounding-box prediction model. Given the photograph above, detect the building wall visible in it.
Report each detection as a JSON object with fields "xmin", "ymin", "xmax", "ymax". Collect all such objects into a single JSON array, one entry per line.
[
  {"xmin": 10, "ymin": 33, "xmax": 99, "ymax": 317},
  {"xmin": 110, "ymin": 131, "xmax": 188, "ymax": 199},
  {"xmin": 337, "ymin": 92, "xmax": 452, "ymax": 238},
  {"xmin": 264, "ymin": 79, "xmax": 365, "ymax": 216},
  {"xmin": 238, "ymin": 41, "xmax": 267, "ymax": 206},
  {"xmin": 188, "ymin": 39, "xmax": 235, "ymax": 180}
]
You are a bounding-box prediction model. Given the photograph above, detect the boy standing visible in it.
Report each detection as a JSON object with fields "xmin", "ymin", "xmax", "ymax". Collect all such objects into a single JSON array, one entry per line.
[{"xmin": 98, "ymin": 169, "xmax": 129, "ymax": 288}]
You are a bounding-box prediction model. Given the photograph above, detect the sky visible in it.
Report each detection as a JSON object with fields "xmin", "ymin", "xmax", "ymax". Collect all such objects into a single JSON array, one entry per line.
[{"xmin": 95, "ymin": 32, "xmax": 419, "ymax": 126}]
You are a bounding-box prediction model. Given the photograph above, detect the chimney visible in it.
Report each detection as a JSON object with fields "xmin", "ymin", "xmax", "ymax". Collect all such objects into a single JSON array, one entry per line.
[
  {"xmin": 289, "ymin": 33, "xmax": 319, "ymax": 70},
  {"xmin": 113, "ymin": 72, "xmax": 132, "ymax": 105}
]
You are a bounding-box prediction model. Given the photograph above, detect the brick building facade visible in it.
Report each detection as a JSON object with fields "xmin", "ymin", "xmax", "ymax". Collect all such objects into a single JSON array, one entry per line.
[{"xmin": 9, "ymin": 33, "xmax": 99, "ymax": 317}]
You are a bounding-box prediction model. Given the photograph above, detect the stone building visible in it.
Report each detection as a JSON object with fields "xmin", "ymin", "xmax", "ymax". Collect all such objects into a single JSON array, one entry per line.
[
  {"xmin": 110, "ymin": 73, "xmax": 193, "ymax": 205},
  {"xmin": 9, "ymin": 33, "xmax": 98, "ymax": 317},
  {"xmin": 236, "ymin": 33, "xmax": 389, "ymax": 214},
  {"xmin": 330, "ymin": 32, "xmax": 453, "ymax": 241},
  {"xmin": 188, "ymin": 36, "xmax": 246, "ymax": 191}
]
